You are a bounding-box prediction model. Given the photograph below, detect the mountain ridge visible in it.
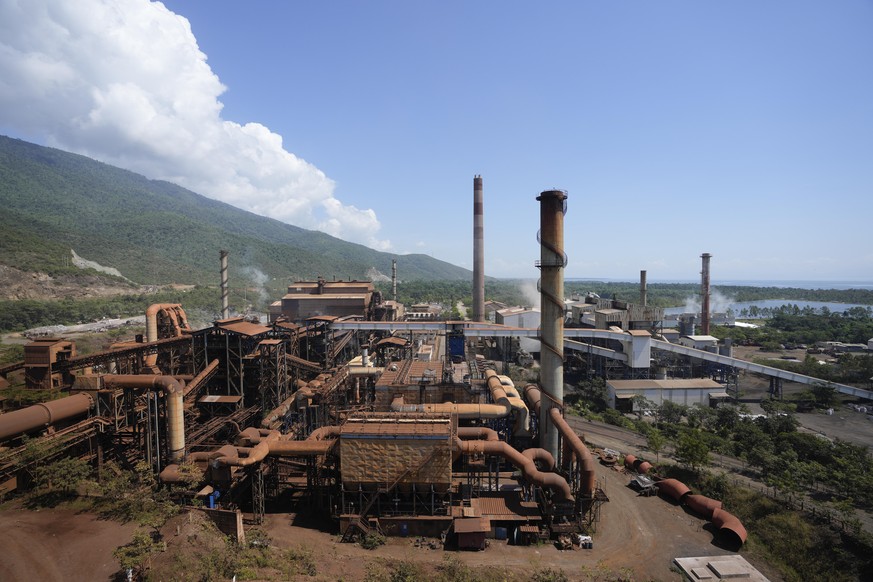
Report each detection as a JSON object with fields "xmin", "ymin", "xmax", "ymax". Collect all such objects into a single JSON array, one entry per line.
[{"xmin": 0, "ymin": 135, "xmax": 471, "ymax": 286}]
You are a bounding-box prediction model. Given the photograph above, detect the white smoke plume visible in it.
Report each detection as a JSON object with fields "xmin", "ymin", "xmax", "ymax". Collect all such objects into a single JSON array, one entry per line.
[
  {"xmin": 0, "ymin": 0, "xmax": 390, "ymax": 251},
  {"xmin": 240, "ymin": 266, "xmax": 269, "ymax": 306},
  {"xmin": 682, "ymin": 288, "xmax": 734, "ymax": 314},
  {"xmin": 519, "ymin": 279, "xmax": 541, "ymax": 310}
]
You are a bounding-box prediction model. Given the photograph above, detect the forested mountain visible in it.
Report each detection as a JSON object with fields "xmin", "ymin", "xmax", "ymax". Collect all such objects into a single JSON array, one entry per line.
[{"xmin": 0, "ymin": 135, "xmax": 470, "ymax": 285}]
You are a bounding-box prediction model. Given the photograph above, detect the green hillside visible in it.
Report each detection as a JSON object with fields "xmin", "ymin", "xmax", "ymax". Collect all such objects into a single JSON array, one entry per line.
[{"xmin": 0, "ymin": 135, "xmax": 470, "ymax": 285}]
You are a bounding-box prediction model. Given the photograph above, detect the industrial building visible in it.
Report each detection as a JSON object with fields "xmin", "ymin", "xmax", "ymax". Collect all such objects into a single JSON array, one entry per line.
[{"xmin": 4, "ymin": 180, "xmax": 862, "ymax": 556}]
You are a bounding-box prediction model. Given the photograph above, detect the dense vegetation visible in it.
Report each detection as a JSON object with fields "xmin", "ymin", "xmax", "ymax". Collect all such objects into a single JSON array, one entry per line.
[
  {"xmin": 0, "ymin": 135, "xmax": 469, "ymax": 285},
  {"xmin": 570, "ymin": 382, "xmax": 873, "ymax": 581}
]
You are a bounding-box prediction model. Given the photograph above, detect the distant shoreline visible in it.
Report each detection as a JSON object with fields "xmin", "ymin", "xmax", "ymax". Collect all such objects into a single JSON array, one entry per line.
[{"xmin": 564, "ymin": 278, "xmax": 873, "ymax": 290}]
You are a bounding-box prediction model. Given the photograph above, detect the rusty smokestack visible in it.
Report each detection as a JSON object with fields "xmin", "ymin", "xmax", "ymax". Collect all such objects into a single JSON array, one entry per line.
[
  {"xmin": 536, "ymin": 189, "xmax": 567, "ymax": 459},
  {"xmin": 392, "ymin": 259, "xmax": 397, "ymax": 302},
  {"xmin": 473, "ymin": 175, "xmax": 485, "ymax": 322},
  {"xmin": 640, "ymin": 269, "xmax": 648, "ymax": 307},
  {"xmin": 701, "ymin": 253, "xmax": 712, "ymax": 335},
  {"xmin": 220, "ymin": 250, "xmax": 229, "ymax": 319}
]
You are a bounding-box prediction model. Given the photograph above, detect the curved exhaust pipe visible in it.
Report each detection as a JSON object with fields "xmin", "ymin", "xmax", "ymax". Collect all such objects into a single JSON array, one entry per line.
[
  {"xmin": 453, "ymin": 437, "xmax": 573, "ymax": 502},
  {"xmin": 104, "ymin": 374, "xmax": 186, "ymax": 461},
  {"xmin": 523, "ymin": 383, "xmax": 596, "ymax": 496}
]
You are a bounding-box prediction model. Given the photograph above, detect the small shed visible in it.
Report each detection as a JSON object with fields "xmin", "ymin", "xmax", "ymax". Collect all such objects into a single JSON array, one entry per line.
[{"xmin": 454, "ymin": 517, "xmax": 491, "ymax": 551}]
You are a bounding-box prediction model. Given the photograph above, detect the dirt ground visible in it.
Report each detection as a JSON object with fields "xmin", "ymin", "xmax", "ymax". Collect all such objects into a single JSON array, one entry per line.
[
  {"xmin": 0, "ymin": 503, "xmax": 138, "ymax": 581},
  {"xmin": 0, "ymin": 455, "xmax": 755, "ymax": 582}
]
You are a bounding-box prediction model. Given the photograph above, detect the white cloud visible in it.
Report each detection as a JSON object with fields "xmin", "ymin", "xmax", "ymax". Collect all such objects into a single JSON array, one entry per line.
[{"xmin": 0, "ymin": 0, "xmax": 390, "ymax": 250}]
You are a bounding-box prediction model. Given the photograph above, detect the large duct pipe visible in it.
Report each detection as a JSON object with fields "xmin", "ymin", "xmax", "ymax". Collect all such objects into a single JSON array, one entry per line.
[
  {"xmin": 536, "ymin": 189, "xmax": 567, "ymax": 459},
  {"xmin": 711, "ymin": 508, "xmax": 748, "ymax": 547},
  {"xmin": 0, "ymin": 393, "xmax": 94, "ymax": 441},
  {"xmin": 523, "ymin": 383, "xmax": 595, "ymax": 496},
  {"xmin": 473, "ymin": 175, "xmax": 485, "ymax": 322},
  {"xmin": 220, "ymin": 250, "xmax": 229, "ymax": 319},
  {"xmin": 640, "ymin": 270, "xmax": 648, "ymax": 307},
  {"xmin": 457, "ymin": 426, "xmax": 500, "ymax": 441},
  {"xmin": 391, "ymin": 259, "xmax": 397, "ymax": 302},
  {"xmin": 453, "ymin": 437, "xmax": 573, "ymax": 502},
  {"xmin": 389, "ymin": 370, "xmax": 529, "ymax": 435},
  {"xmin": 700, "ymin": 253, "xmax": 711, "ymax": 335},
  {"xmin": 144, "ymin": 303, "xmax": 189, "ymax": 370},
  {"xmin": 214, "ymin": 427, "xmax": 338, "ymax": 467},
  {"xmin": 104, "ymin": 375, "xmax": 186, "ymax": 461}
]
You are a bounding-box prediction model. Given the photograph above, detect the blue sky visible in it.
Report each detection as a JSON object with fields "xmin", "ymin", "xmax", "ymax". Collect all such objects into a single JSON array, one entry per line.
[{"xmin": 1, "ymin": 1, "xmax": 871, "ymax": 282}]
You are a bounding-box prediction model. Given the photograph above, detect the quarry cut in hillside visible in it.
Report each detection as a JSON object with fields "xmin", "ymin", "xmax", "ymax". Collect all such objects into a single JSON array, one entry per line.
[{"xmin": 0, "ymin": 264, "xmax": 139, "ymax": 301}]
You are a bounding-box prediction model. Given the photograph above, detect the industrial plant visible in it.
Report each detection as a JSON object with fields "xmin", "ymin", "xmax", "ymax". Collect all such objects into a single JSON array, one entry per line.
[{"xmin": 2, "ymin": 177, "xmax": 866, "ymax": 563}]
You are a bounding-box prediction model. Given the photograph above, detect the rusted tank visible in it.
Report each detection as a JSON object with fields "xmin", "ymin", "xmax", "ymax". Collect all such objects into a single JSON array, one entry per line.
[{"xmin": 623, "ymin": 454, "xmax": 637, "ymax": 470}]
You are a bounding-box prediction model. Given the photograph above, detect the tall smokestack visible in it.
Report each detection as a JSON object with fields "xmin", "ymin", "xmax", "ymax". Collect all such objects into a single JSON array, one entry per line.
[
  {"xmin": 537, "ymin": 189, "xmax": 567, "ymax": 459},
  {"xmin": 392, "ymin": 259, "xmax": 397, "ymax": 302},
  {"xmin": 700, "ymin": 253, "xmax": 712, "ymax": 335},
  {"xmin": 473, "ymin": 175, "xmax": 485, "ymax": 322},
  {"xmin": 640, "ymin": 270, "xmax": 648, "ymax": 307},
  {"xmin": 220, "ymin": 250, "xmax": 229, "ymax": 319}
]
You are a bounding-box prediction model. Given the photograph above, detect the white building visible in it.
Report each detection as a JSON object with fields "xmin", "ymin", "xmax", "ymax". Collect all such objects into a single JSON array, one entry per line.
[
  {"xmin": 607, "ymin": 378, "xmax": 729, "ymax": 410},
  {"xmin": 496, "ymin": 306, "xmax": 541, "ymax": 354}
]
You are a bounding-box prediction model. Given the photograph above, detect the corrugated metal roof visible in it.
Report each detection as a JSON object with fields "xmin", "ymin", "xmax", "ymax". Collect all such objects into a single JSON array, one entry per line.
[
  {"xmin": 454, "ymin": 517, "xmax": 491, "ymax": 533},
  {"xmin": 472, "ymin": 495, "xmax": 540, "ymax": 518},
  {"xmin": 218, "ymin": 321, "xmax": 272, "ymax": 336},
  {"xmin": 608, "ymin": 378, "xmax": 724, "ymax": 390}
]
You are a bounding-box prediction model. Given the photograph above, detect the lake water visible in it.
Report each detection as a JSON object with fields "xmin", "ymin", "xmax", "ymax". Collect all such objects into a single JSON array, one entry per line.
[{"xmin": 566, "ymin": 278, "xmax": 873, "ymax": 290}]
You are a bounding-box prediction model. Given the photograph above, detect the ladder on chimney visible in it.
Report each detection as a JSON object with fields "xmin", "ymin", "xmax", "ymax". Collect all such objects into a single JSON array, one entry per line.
[{"xmin": 340, "ymin": 445, "xmax": 443, "ymax": 543}]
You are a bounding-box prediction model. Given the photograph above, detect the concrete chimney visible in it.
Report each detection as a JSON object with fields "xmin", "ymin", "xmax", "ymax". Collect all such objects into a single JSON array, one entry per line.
[
  {"xmin": 473, "ymin": 175, "xmax": 485, "ymax": 322},
  {"xmin": 700, "ymin": 253, "xmax": 712, "ymax": 335},
  {"xmin": 640, "ymin": 269, "xmax": 648, "ymax": 307},
  {"xmin": 392, "ymin": 259, "xmax": 397, "ymax": 302},
  {"xmin": 220, "ymin": 250, "xmax": 229, "ymax": 319},
  {"xmin": 537, "ymin": 189, "xmax": 567, "ymax": 459}
]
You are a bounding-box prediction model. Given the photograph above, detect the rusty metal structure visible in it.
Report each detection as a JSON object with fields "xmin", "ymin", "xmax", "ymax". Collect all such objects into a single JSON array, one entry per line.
[
  {"xmin": 700, "ymin": 252, "xmax": 712, "ymax": 335},
  {"xmin": 535, "ymin": 189, "xmax": 567, "ymax": 459},
  {"xmin": 0, "ymin": 185, "xmax": 633, "ymax": 547},
  {"xmin": 473, "ymin": 174, "xmax": 485, "ymax": 323},
  {"xmin": 220, "ymin": 249, "xmax": 230, "ymax": 319}
]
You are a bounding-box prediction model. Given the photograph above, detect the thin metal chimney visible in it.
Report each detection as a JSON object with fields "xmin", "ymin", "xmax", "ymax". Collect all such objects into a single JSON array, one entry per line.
[
  {"xmin": 536, "ymin": 189, "xmax": 567, "ymax": 459},
  {"xmin": 392, "ymin": 259, "xmax": 397, "ymax": 302},
  {"xmin": 473, "ymin": 175, "xmax": 485, "ymax": 322},
  {"xmin": 220, "ymin": 250, "xmax": 229, "ymax": 319},
  {"xmin": 640, "ymin": 269, "xmax": 648, "ymax": 307},
  {"xmin": 700, "ymin": 253, "xmax": 712, "ymax": 335}
]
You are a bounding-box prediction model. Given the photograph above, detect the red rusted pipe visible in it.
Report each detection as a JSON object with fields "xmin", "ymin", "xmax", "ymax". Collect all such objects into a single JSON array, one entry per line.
[
  {"xmin": 453, "ymin": 437, "xmax": 573, "ymax": 502},
  {"xmin": 684, "ymin": 494, "xmax": 722, "ymax": 519},
  {"xmin": 655, "ymin": 478, "xmax": 691, "ymax": 502},
  {"xmin": 104, "ymin": 374, "xmax": 186, "ymax": 461},
  {"xmin": 711, "ymin": 507, "xmax": 747, "ymax": 546},
  {"xmin": 0, "ymin": 393, "xmax": 93, "ymax": 441}
]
